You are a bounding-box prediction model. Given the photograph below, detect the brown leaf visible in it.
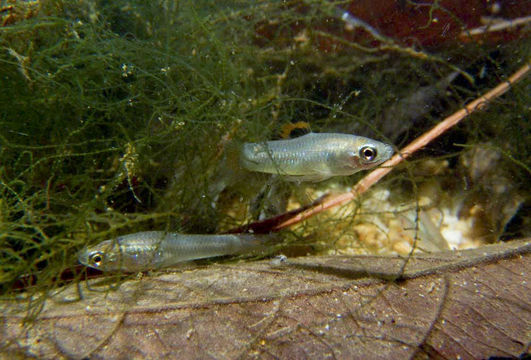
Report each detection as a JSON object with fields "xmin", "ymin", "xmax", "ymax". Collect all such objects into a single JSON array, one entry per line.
[{"xmin": 1, "ymin": 240, "xmax": 529, "ymax": 359}]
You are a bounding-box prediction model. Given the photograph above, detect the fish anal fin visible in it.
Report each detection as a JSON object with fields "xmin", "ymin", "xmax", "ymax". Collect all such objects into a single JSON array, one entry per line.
[{"xmin": 282, "ymin": 173, "xmax": 331, "ymax": 183}]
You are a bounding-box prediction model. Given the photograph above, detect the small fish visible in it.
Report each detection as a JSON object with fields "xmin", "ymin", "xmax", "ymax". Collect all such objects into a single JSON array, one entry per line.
[
  {"xmin": 78, "ymin": 231, "xmax": 272, "ymax": 272},
  {"xmin": 240, "ymin": 132, "xmax": 394, "ymax": 182}
]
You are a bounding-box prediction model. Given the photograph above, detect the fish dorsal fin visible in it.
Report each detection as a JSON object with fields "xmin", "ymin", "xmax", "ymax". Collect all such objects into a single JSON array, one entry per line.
[{"xmin": 279, "ymin": 121, "xmax": 312, "ymax": 139}]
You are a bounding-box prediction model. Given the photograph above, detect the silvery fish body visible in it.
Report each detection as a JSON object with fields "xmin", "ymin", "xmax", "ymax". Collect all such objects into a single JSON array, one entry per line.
[
  {"xmin": 78, "ymin": 231, "xmax": 271, "ymax": 272},
  {"xmin": 241, "ymin": 132, "xmax": 394, "ymax": 182}
]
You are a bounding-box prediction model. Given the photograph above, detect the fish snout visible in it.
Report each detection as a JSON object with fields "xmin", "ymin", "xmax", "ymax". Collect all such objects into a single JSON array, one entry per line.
[
  {"xmin": 77, "ymin": 247, "xmax": 90, "ymax": 267},
  {"xmin": 383, "ymin": 144, "xmax": 395, "ymax": 160}
]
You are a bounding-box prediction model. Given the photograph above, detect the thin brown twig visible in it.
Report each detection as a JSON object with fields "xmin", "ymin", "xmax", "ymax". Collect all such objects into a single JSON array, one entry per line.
[
  {"xmin": 232, "ymin": 61, "xmax": 530, "ymax": 234},
  {"xmin": 462, "ymin": 15, "xmax": 531, "ymax": 37}
]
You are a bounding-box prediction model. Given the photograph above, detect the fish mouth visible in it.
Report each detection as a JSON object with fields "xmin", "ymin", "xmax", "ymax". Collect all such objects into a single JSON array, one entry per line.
[
  {"xmin": 77, "ymin": 247, "xmax": 90, "ymax": 266},
  {"xmin": 383, "ymin": 144, "xmax": 395, "ymax": 159}
]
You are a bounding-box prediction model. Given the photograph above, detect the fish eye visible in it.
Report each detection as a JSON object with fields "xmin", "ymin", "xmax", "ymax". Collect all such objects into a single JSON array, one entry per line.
[
  {"xmin": 89, "ymin": 251, "xmax": 104, "ymax": 267},
  {"xmin": 360, "ymin": 146, "xmax": 377, "ymax": 161}
]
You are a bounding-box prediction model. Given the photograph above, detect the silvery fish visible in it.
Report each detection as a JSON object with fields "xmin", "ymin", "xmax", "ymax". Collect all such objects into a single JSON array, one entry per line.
[
  {"xmin": 78, "ymin": 231, "xmax": 272, "ymax": 272},
  {"xmin": 240, "ymin": 132, "xmax": 394, "ymax": 182}
]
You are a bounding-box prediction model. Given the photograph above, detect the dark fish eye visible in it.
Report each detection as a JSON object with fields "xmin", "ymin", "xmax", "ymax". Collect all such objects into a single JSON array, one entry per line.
[
  {"xmin": 89, "ymin": 252, "xmax": 104, "ymax": 267},
  {"xmin": 360, "ymin": 146, "xmax": 377, "ymax": 161}
]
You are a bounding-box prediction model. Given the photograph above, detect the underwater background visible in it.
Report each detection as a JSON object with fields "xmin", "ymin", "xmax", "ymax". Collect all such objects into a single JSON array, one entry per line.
[{"xmin": 0, "ymin": 0, "xmax": 529, "ymax": 310}]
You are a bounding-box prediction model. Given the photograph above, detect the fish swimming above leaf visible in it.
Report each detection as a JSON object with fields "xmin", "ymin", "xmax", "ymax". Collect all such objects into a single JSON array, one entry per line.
[
  {"xmin": 240, "ymin": 132, "xmax": 394, "ymax": 182},
  {"xmin": 78, "ymin": 231, "xmax": 273, "ymax": 272}
]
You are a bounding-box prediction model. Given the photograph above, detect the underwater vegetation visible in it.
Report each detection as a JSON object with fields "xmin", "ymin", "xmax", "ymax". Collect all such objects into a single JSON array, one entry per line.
[{"xmin": 0, "ymin": 0, "xmax": 529, "ymax": 306}]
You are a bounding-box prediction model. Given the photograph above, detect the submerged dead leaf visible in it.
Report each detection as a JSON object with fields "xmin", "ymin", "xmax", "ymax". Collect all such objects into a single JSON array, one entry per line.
[{"xmin": 1, "ymin": 240, "xmax": 529, "ymax": 359}]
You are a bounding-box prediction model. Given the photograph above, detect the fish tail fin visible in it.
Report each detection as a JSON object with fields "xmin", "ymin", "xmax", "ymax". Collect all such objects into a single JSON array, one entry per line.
[{"xmin": 234, "ymin": 233, "xmax": 279, "ymax": 254}]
